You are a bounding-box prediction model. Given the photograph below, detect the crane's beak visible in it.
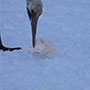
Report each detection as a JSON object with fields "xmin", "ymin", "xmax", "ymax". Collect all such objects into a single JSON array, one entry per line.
[{"xmin": 31, "ymin": 17, "xmax": 38, "ymax": 48}]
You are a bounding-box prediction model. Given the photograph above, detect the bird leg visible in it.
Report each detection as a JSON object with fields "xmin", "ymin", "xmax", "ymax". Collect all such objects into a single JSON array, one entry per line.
[
  {"xmin": 0, "ymin": 35, "xmax": 22, "ymax": 51},
  {"xmin": 31, "ymin": 17, "xmax": 38, "ymax": 48},
  {"xmin": 27, "ymin": 7, "xmax": 32, "ymax": 20},
  {"xmin": 27, "ymin": 7, "xmax": 38, "ymax": 48}
]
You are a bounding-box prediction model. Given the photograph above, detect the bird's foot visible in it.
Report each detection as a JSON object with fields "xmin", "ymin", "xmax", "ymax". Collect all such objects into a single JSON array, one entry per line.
[{"xmin": 0, "ymin": 45, "xmax": 22, "ymax": 51}]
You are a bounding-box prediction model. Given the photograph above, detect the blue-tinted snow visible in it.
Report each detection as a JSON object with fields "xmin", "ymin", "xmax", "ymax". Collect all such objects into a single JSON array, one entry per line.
[{"xmin": 0, "ymin": 0, "xmax": 90, "ymax": 90}]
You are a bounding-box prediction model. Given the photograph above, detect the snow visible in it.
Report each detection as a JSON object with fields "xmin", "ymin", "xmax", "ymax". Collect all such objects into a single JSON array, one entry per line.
[
  {"xmin": 29, "ymin": 38, "xmax": 59, "ymax": 53},
  {"xmin": 0, "ymin": 0, "xmax": 90, "ymax": 90}
]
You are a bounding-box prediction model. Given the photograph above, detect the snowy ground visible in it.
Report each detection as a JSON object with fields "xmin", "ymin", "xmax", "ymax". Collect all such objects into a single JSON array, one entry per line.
[{"xmin": 0, "ymin": 0, "xmax": 90, "ymax": 90}]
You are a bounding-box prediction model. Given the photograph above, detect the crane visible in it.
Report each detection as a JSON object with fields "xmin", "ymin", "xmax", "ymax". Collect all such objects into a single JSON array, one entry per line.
[
  {"xmin": 0, "ymin": 0, "xmax": 43, "ymax": 51},
  {"xmin": 26, "ymin": 0, "xmax": 43, "ymax": 48}
]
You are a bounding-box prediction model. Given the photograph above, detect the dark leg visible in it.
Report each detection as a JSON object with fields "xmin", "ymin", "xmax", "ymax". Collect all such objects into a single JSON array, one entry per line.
[
  {"xmin": 27, "ymin": 7, "xmax": 32, "ymax": 20},
  {"xmin": 0, "ymin": 34, "xmax": 22, "ymax": 51},
  {"xmin": 27, "ymin": 7, "xmax": 37, "ymax": 48}
]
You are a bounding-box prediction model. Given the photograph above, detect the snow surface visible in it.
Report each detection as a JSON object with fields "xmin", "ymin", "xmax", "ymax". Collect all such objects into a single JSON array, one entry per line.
[
  {"xmin": 0, "ymin": 0, "xmax": 90, "ymax": 90},
  {"xmin": 29, "ymin": 38, "xmax": 59, "ymax": 53}
]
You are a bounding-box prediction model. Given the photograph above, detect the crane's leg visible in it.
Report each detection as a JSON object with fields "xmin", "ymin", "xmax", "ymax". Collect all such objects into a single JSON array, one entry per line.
[
  {"xmin": 27, "ymin": 7, "xmax": 32, "ymax": 20},
  {"xmin": 27, "ymin": 7, "xmax": 38, "ymax": 48},
  {"xmin": 0, "ymin": 35, "xmax": 9, "ymax": 51},
  {"xmin": 0, "ymin": 34, "xmax": 22, "ymax": 51},
  {"xmin": 31, "ymin": 17, "xmax": 37, "ymax": 48}
]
